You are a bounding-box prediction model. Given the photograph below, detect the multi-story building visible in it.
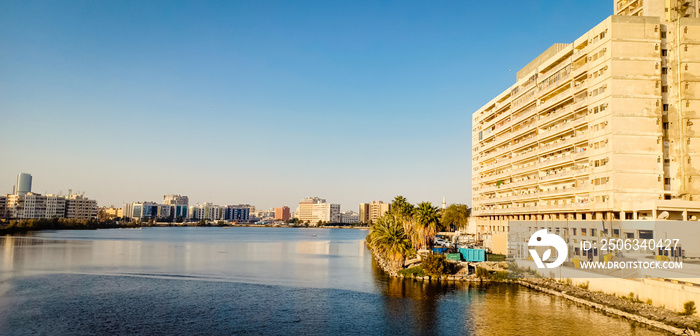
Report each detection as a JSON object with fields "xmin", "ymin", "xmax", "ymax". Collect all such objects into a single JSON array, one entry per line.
[
  {"xmin": 359, "ymin": 201, "xmax": 391, "ymax": 224},
  {"xmin": 340, "ymin": 211, "xmax": 360, "ymax": 224},
  {"xmin": 296, "ymin": 197, "xmax": 341, "ymax": 225},
  {"xmin": 5, "ymin": 193, "xmax": 96, "ymax": 220},
  {"xmin": 224, "ymin": 205, "xmax": 250, "ymax": 222},
  {"xmin": 13, "ymin": 173, "xmax": 32, "ymax": 196},
  {"xmin": 275, "ymin": 206, "xmax": 291, "ymax": 221},
  {"xmin": 64, "ymin": 194, "xmax": 98, "ymax": 219},
  {"xmin": 98, "ymin": 206, "xmax": 123, "ymax": 220},
  {"xmin": 189, "ymin": 202, "xmax": 225, "ymax": 221},
  {"xmin": 163, "ymin": 194, "xmax": 188, "ymax": 205},
  {"xmin": 0, "ymin": 195, "xmax": 6, "ymax": 220},
  {"xmin": 123, "ymin": 201, "xmax": 158, "ymax": 221},
  {"xmin": 471, "ymin": 1, "xmax": 700, "ymax": 237}
]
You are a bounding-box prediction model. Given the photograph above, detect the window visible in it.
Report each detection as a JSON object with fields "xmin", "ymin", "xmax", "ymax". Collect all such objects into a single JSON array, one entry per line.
[
  {"xmin": 662, "ymin": 86, "xmax": 668, "ymax": 93},
  {"xmin": 663, "ymin": 104, "xmax": 669, "ymax": 112},
  {"xmin": 665, "ymin": 178, "xmax": 671, "ymax": 185},
  {"xmin": 662, "ymin": 67, "xmax": 668, "ymax": 74},
  {"xmin": 662, "ymin": 49, "xmax": 668, "ymax": 56},
  {"xmin": 663, "ymin": 122, "xmax": 670, "ymax": 129},
  {"xmin": 661, "ymin": 32, "xmax": 667, "ymax": 38}
]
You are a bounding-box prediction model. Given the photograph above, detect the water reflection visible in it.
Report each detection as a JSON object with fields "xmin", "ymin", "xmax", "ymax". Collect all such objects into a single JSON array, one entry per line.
[{"xmin": 0, "ymin": 228, "xmax": 669, "ymax": 336}]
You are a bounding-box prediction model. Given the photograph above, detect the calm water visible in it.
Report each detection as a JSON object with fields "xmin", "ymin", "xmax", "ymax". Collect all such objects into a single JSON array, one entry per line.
[{"xmin": 0, "ymin": 227, "xmax": 668, "ymax": 335}]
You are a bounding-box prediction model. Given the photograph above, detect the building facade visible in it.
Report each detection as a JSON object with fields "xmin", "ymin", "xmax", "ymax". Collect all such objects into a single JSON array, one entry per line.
[
  {"xmin": 471, "ymin": 1, "xmax": 700, "ymax": 238},
  {"xmin": 359, "ymin": 201, "xmax": 391, "ymax": 224},
  {"xmin": 5, "ymin": 193, "xmax": 96, "ymax": 220},
  {"xmin": 225, "ymin": 205, "xmax": 250, "ymax": 222},
  {"xmin": 14, "ymin": 173, "xmax": 32, "ymax": 196},
  {"xmin": 297, "ymin": 197, "xmax": 341, "ymax": 225},
  {"xmin": 0, "ymin": 195, "xmax": 6, "ymax": 220},
  {"xmin": 340, "ymin": 211, "xmax": 360, "ymax": 224},
  {"xmin": 189, "ymin": 203, "xmax": 225, "ymax": 221},
  {"xmin": 275, "ymin": 206, "xmax": 291, "ymax": 221}
]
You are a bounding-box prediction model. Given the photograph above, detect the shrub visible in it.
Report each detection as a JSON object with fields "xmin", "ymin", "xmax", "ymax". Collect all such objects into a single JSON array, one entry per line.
[
  {"xmin": 681, "ymin": 301, "xmax": 697, "ymax": 316},
  {"xmin": 577, "ymin": 281, "xmax": 590, "ymax": 290},
  {"xmin": 475, "ymin": 266, "xmax": 490, "ymax": 279},
  {"xmin": 492, "ymin": 271, "xmax": 510, "ymax": 281},
  {"xmin": 398, "ymin": 266, "xmax": 425, "ymax": 277},
  {"xmin": 646, "ymin": 299, "xmax": 653, "ymax": 305},
  {"xmin": 422, "ymin": 254, "xmax": 451, "ymax": 276}
]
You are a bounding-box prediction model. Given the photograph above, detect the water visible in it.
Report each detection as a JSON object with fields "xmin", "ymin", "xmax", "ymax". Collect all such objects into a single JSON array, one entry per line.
[{"xmin": 0, "ymin": 227, "xmax": 668, "ymax": 335}]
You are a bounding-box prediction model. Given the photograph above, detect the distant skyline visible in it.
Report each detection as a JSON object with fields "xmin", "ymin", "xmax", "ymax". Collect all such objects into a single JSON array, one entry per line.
[{"xmin": 0, "ymin": 0, "xmax": 612, "ymax": 211}]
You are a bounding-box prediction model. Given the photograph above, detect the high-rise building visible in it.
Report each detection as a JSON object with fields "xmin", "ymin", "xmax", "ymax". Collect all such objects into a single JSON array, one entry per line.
[
  {"xmin": 275, "ymin": 206, "xmax": 291, "ymax": 221},
  {"xmin": 359, "ymin": 201, "xmax": 391, "ymax": 224},
  {"xmin": 15, "ymin": 173, "xmax": 32, "ymax": 196},
  {"xmin": 296, "ymin": 197, "xmax": 340, "ymax": 225},
  {"xmin": 471, "ymin": 1, "xmax": 700, "ymax": 236}
]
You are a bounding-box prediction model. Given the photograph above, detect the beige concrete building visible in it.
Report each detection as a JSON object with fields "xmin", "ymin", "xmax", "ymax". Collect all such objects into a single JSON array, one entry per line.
[
  {"xmin": 359, "ymin": 201, "xmax": 392, "ymax": 224},
  {"xmin": 472, "ymin": 0, "xmax": 700, "ymax": 236},
  {"xmin": 0, "ymin": 195, "xmax": 6, "ymax": 220},
  {"xmin": 296, "ymin": 197, "xmax": 341, "ymax": 225},
  {"xmin": 64, "ymin": 194, "xmax": 98, "ymax": 219}
]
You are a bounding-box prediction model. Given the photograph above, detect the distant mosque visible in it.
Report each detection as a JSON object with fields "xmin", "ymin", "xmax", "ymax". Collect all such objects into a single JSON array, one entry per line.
[{"xmin": 442, "ymin": 197, "xmax": 446, "ymax": 210}]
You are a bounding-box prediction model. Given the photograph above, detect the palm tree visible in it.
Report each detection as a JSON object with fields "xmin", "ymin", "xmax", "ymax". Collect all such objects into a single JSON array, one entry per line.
[
  {"xmin": 414, "ymin": 202, "xmax": 440, "ymax": 250},
  {"xmin": 390, "ymin": 195, "xmax": 415, "ymax": 242},
  {"xmin": 366, "ymin": 216, "xmax": 412, "ymax": 270}
]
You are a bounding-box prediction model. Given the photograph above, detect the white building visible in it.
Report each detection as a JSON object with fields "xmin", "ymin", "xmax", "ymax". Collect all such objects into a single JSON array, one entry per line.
[
  {"xmin": 189, "ymin": 202, "xmax": 225, "ymax": 221},
  {"xmin": 340, "ymin": 211, "xmax": 360, "ymax": 224},
  {"xmin": 296, "ymin": 197, "xmax": 341, "ymax": 225}
]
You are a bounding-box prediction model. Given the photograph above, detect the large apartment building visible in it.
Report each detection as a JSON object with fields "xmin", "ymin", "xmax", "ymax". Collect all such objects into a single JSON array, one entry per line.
[
  {"xmin": 471, "ymin": 0, "xmax": 700, "ymax": 235},
  {"xmin": 359, "ymin": 201, "xmax": 391, "ymax": 224},
  {"xmin": 296, "ymin": 197, "xmax": 341, "ymax": 225}
]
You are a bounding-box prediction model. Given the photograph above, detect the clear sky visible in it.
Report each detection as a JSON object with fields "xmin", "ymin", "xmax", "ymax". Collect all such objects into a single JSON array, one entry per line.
[{"xmin": 0, "ymin": 0, "xmax": 612, "ymax": 211}]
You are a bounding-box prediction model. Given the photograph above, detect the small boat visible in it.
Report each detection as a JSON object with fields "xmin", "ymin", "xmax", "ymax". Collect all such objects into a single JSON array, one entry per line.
[{"xmin": 312, "ymin": 234, "xmax": 317, "ymax": 237}]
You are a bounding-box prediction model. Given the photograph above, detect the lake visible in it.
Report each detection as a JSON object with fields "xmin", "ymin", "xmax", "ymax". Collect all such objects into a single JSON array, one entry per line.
[{"xmin": 0, "ymin": 227, "xmax": 668, "ymax": 335}]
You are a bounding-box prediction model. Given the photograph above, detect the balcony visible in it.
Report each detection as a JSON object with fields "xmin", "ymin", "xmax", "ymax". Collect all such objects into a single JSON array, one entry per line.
[
  {"xmin": 538, "ymin": 106, "xmax": 573, "ymax": 126},
  {"xmin": 539, "ymin": 170, "xmax": 574, "ymax": 182},
  {"xmin": 511, "ymin": 163, "xmax": 539, "ymax": 175},
  {"xmin": 512, "ymin": 136, "xmax": 538, "ymax": 151},
  {"xmin": 510, "ymin": 126, "xmax": 536, "ymax": 141},
  {"xmin": 511, "ymin": 106, "xmax": 537, "ymax": 125},
  {"xmin": 538, "ymin": 87, "xmax": 573, "ymax": 112},
  {"xmin": 539, "ymin": 154, "xmax": 574, "ymax": 169}
]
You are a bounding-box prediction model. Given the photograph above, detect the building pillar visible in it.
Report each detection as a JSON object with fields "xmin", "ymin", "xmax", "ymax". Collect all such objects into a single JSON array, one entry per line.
[
  {"xmin": 652, "ymin": 209, "xmax": 657, "ymax": 219},
  {"xmin": 620, "ymin": 211, "xmax": 625, "ymax": 220},
  {"xmin": 633, "ymin": 211, "xmax": 638, "ymax": 220},
  {"xmin": 683, "ymin": 210, "xmax": 688, "ymax": 221}
]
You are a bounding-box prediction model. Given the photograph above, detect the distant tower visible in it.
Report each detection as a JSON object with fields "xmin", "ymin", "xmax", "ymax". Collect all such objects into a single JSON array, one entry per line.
[
  {"xmin": 441, "ymin": 197, "xmax": 446, "ymax": 210},
  {"xmin": 15, "ymin": 173, "xmax": 32, "ymax": 196}
]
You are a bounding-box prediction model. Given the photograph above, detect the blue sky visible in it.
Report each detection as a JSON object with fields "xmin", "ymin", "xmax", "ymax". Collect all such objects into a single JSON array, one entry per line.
[{"xmin": 0, "ymin": 0, "xmax": 612, "ymax": 211}]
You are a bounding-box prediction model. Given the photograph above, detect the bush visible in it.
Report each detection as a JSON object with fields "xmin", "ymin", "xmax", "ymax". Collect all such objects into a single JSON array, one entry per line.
[
  {"xmin": 475, "ymin": 266, "xmax": 490, "ymax": 279},
  {"xmin": 421, "ymin": 254, "xmax": 451, "ymax": 276},
  {"xmin": 398, "ymin": 266, "xmax": 425, "ymax": 277},
  {"xmin": 681, "ymin": 301, "xmax": 697, "ymax": 316},
  {"xmin": 492, "ymin": 271, "xmax": 510, "ymax": 281},
  {"xmin": 577, "ymin": 281, "xmax": 590, "ymax": 290}
]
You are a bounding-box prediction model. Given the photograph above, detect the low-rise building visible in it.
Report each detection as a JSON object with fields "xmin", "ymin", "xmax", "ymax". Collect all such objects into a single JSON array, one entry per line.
[
  {"xmin": 0, "ymin": 195, "xmax": 6, "ymax": 220},
  {"xmin": 340, "ymin": 211, "xmax": 360, "ymax": 224},
  {"xmin": 189, "ymin": 203, "xmax": 225, "ymax": 221}
]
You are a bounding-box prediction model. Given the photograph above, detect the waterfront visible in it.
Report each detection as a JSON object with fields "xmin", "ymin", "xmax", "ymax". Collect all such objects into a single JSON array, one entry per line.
[{"xmin": 0, "ymin": 227, "xmax": 669, "ymax": 335}]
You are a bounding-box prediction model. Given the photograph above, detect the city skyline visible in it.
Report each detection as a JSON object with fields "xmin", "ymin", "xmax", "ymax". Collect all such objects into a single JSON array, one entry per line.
[{"xmin": 0, "ymin": 0, "xmax": 612, "ymax": 210}]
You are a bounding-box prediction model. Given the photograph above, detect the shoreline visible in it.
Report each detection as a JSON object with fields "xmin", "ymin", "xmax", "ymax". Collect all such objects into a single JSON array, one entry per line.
[{"xmin": 368, "ymin": 245, "xmax": 699, "ymax": 335}]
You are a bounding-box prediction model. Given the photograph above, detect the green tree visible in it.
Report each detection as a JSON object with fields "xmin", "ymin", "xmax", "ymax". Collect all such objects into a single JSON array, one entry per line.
[
  {"xmin": 413, "ymin": 202, "xmax": 441, "ymax": 250},
  {"xmin": 441, "ymin": 204, "xmax": 471, "ymax": 231},
  {"xmin": 366, "ymin": 216, "xmax": 412, "ymax": 270}
]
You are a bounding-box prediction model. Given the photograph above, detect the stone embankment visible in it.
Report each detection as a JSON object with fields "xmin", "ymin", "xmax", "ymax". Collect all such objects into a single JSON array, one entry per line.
[{"xmin": 520, "ymin": 278, "xmax": 700, "ymax": 335}]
